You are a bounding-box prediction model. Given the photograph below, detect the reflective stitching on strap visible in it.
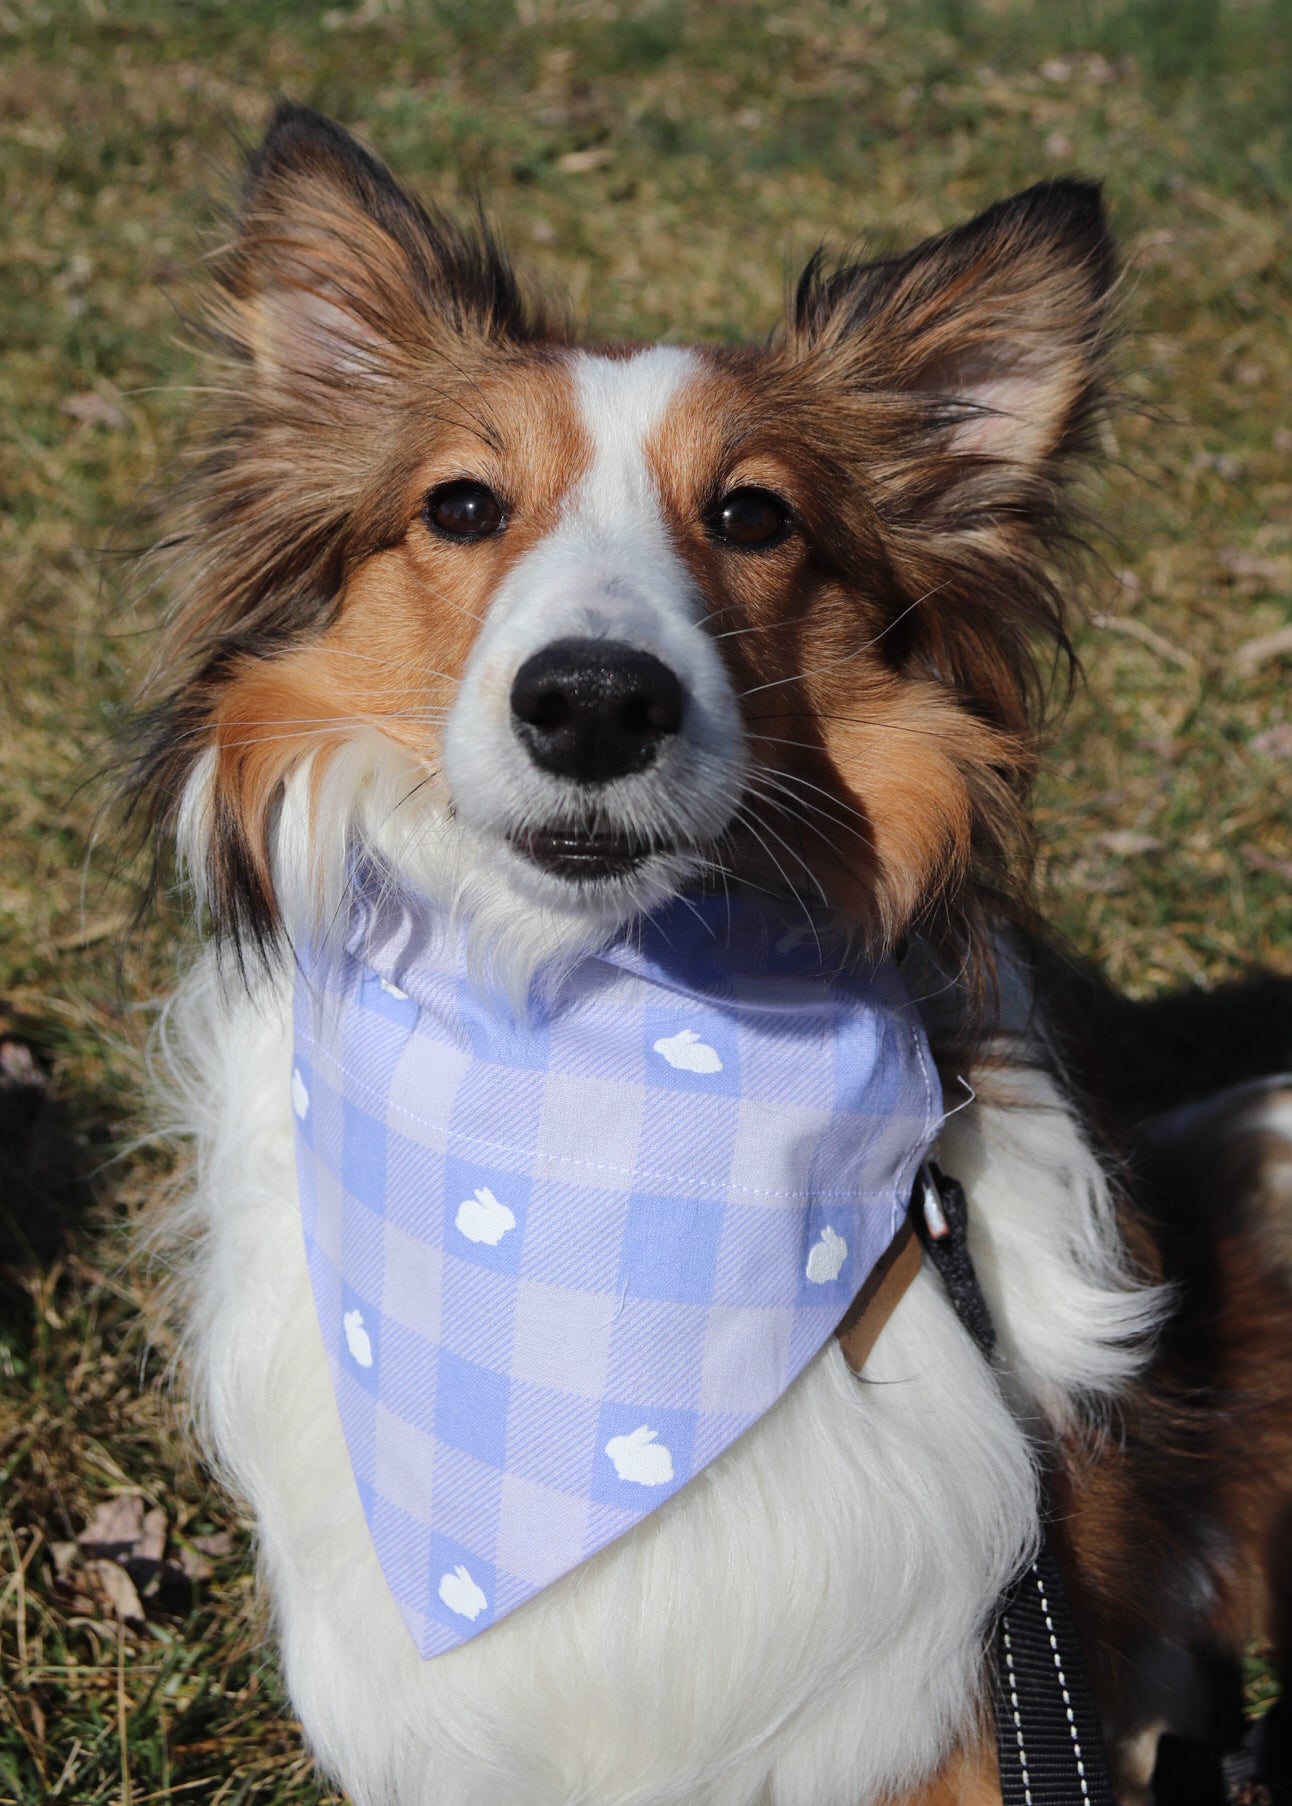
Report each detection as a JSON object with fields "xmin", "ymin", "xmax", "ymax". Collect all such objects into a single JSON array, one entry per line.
[
  {"xmin": 1034, "ymin": 1566, "xmax": 1090, "ymax": 1803},
  {"xmin": 1001, "ymin": 1616, "xmax": 1034, "ymax": 1806}
]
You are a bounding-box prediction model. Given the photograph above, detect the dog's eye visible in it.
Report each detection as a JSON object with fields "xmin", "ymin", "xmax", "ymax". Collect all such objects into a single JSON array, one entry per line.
[
  {"xmin": 710, "ymin": 487, "xmax": 792, "ymax": 550},
  {"xmin": 425, "ymin": 480, "xmax": 505, "ymax": 541}
]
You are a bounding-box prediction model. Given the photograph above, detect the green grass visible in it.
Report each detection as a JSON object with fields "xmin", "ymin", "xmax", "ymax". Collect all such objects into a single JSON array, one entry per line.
[{"xmin": 1, "ymin": 0, "xmax": 1289, "ymax": 1798}]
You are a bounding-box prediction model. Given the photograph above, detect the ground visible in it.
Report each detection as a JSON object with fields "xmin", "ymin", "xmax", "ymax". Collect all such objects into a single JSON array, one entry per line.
[{"xmin": 1, "ymin": 1, "xmax": 1289, "ymax": 1800}]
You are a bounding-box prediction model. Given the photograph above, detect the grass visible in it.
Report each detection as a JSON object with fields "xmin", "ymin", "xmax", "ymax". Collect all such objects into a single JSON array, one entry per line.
[{"xmin": 1, "ymin": 0, "xmax": 1289, "ymax": 1798}]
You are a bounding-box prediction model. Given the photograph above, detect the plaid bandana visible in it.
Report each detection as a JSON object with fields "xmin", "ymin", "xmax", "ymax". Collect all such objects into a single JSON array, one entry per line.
[{"xmin": 292, "ymin": 880, "xmax": 942, "ymax": 1658}]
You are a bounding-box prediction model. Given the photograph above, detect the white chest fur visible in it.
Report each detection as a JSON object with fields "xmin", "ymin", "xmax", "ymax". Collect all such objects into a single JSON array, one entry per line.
[{"xmin": 159, "ymin": 955, "xmax": 1158, "ymax": 1806}]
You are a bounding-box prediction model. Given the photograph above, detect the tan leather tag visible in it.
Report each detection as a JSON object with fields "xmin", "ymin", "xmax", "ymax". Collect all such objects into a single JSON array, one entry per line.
[{"xmin": 834, "ymin": 1218, "xmax": 923, "ymax": 1374}]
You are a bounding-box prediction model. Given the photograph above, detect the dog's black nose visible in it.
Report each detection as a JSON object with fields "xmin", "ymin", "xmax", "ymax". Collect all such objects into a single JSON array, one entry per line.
[{"xmin": 510, "ymin": 638, "xmax": 685, "ymax": 785}]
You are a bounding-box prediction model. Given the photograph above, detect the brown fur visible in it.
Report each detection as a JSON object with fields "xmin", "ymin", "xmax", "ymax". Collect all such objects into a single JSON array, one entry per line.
[
  {"xmin": 129, "ymin": 107, "xmax": 569, "ymax": 956},
  {"xmin": 1051, "ymin": 1085, "xmax": 1292, "ymax": 1778},
  {"xmin": 646, "ymin": 357, "xmax": 1033, "ymax": 965},
  {"xmin": 884, "ymin": 1729, "xmax": 1001, "ymax": 1806},
  {"xmin": 203, "ymin": 356, "xmax": 591, "ymax": 909}
]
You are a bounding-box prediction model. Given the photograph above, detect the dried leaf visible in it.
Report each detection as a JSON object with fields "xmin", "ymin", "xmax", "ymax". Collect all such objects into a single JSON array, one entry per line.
[
  {"xmin": 60, "ymin": 390, "xmax": 125, "ymax": 429},
  {"xmin": 140, "ymin": 1505, "xmax": 167, "ymax": 1565},
  {"xmin": 1059, "ymin": 862, "xmax": 1128, "ymax": 895},
  {"xmin": 176, "ymin": 1545, "xmax": 213, "ymax": 1582},
  {"xmin": 1242, "ymin": 845, "xmax": 1292, "ymax": 883},
  {"xmin": 49, "ymin": 1540, "xmax": 80, "ymax": 1579},
  {"xmin": 1218, "ymin": 549, "xmax": 1290, "ymax": 588},
  {"xmin": 191, "ymin": 1530, "xmax": 234, "ymax": 1558},
  {"xmin": 78, "ymin": 1493, "xmax": 148, "ymax": 1555},
  {"xmin": 1250, "ymin": 724, "xmax": 1292, "ymax": 760},
  {"xmin": 83, "ymin": 1558, "xmax": 146, "ymax": 1627},
  {"xmin": 555, "ymin": 147, "xmax": 613, "ymax": 173},
  {"xmin": 1192, "ymin": 450, "xmax": 1245, "ymax": 481},
  {"xmin": 1039, "ymin": 51, "xmax": 1115, "ymax": 82},
  {"xmin": 1097, "ymin": 831, "xmax": 1163, "ymax": 858},
  {"xmin": 0, "ymin": 1039, "xmax": 45, "ymax": 1089}
]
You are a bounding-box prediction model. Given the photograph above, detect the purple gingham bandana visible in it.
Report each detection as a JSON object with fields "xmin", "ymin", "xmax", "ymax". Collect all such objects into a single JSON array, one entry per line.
[{"xmin": 292, "ymin": 880, "xmax": 942, "ymax": 1658}]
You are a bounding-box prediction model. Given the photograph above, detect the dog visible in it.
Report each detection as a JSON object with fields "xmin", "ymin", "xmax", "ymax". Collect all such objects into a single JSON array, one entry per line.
[{"xmin": 129, "ymin": 103, "xmax": 1292, "ymax": 1805}]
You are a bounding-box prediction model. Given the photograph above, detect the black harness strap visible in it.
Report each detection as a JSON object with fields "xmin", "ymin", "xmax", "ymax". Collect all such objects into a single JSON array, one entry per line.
[
  {"xmin": 913, "ymin": 1163, "xmax": 1117, "ymax": 1806},
  {"xmin": 993, "ymin": 1540, "xmax": 1116, "ymax": 1806}
]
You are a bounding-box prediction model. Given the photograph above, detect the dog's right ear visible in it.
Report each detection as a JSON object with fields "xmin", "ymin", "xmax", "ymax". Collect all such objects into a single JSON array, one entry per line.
[
  {"xmin": 218, "ymin": 103, "xmax": 537, "ymax": 385},
  {"xmin": 789, "ymin": 180, "xmax": 1116, "ymax": 492},
  {"xmin": 127, "ymin": 110, "xmax": 545, "ymax": 967}
]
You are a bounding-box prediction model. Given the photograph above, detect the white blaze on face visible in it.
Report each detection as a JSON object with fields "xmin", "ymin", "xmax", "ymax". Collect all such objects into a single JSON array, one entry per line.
[
  {"xmin": 565, "ymin": 347, "xmax": 699, "ymax": 556},
  {"xmin": 442, "ymin": 347, "xmax": 746, "ymax": 882}
]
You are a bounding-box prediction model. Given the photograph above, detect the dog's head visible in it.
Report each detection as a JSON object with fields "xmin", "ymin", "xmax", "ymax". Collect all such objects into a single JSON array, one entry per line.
[{"xmin": 132, "ymin": 104, "xmax": 1114, "ymax": 992}]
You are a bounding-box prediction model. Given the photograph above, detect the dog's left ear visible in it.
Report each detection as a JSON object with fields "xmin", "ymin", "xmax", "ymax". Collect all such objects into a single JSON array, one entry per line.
[
  {"xmin": 791, "ymin": 179, "xmax": 1115, "ymax": 481},
  {"xmin": 217, "ymin": 103, "xmax": 541, "ymax": 389}
]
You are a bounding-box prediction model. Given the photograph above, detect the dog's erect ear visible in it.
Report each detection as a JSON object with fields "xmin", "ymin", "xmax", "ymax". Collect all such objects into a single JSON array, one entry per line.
[
  {"xmin": 791, "ymin": 180, "xmax": 1115, "ymax": 474},
  {"xmin": 220, "ymin": 103, "xmax": 537, "ymax": 383}
]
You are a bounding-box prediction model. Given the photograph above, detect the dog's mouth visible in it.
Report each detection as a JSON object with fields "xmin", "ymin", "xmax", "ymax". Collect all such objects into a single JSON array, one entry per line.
[{"xmin": 509, "ymin": 825, "xmax": 673, "ymax": 882}]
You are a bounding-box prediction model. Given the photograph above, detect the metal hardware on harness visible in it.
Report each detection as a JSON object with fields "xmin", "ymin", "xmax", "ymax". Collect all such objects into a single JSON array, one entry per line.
[{"xmin": 914, "ymin": 1162, "xmax": 1116, "ymax": 1806}]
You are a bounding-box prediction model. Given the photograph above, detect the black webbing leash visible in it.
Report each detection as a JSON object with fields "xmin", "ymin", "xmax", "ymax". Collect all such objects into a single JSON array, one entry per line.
[{"xmin": 913, "ymin": 1163, "xmax": 1117, "ymax": 1806}]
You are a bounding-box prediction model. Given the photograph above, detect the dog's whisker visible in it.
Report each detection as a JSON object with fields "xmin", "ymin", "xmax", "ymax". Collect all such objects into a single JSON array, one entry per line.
[
  {"xmin": 739, "ymin": 784, "xmax": 880, "ymax": 890},
  {"xmin": 747, "ymin": 717, "xmax": 965, "ymax": 744},
  {"xmin": 737, "ymin": 581, "xmax": 954, "ymax": 700},
  {"xmin": 734, "ymin": 800, "xmax": 831, "ymax": 915},
  {"xmin": 737, "ymin": 767, "xmax": 891, "ymax": 899},
  {"xmin": 209, "ymin": 722, "xmax": 447, "ymax": 751},
  {"xmin": 746, "ymin": 764, "xmax": 877, "ymax": 840}
]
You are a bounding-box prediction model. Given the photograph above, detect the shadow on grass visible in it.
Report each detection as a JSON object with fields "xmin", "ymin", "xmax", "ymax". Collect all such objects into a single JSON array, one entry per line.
[
  {"xmin": 0, "ymin": 1019, "xmax": 118, "ymax": 1329},
  {"xmin": 1040, "ymin": 953, "xmax": 1292, "ymax": 1125}
]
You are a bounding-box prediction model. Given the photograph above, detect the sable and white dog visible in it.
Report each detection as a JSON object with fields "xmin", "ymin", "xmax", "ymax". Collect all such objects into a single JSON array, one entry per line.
[{"xmin": 133, "ymin": 105, "xmax": 1292, "ymax": 1806}]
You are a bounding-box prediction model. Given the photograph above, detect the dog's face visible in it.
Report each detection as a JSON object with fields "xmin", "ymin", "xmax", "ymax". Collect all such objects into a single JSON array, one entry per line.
[{"xmin": 137, "ymin": 106, "xmax": 1113, "ymax": 987}]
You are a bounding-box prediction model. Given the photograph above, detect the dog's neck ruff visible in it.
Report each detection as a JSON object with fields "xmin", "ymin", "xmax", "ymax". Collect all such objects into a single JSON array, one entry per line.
[{"xmin": 292, "ymin": 878, "xmax": 943, "ymax": 1658}]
